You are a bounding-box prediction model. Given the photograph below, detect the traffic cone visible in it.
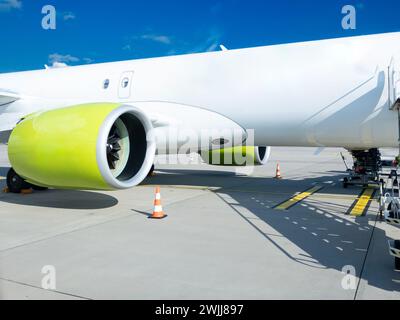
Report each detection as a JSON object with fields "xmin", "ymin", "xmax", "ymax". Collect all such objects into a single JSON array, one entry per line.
[
  {"xmin": 21, "ymin": 188, "xmax": 33, "ymax": 195},
  {"xmin": 150, "ymin": 186, "xmax": 167, "ymax": 219},
  {"xmin": 275, "ymin": 163, "xmax": 283, "ymax": 179}
]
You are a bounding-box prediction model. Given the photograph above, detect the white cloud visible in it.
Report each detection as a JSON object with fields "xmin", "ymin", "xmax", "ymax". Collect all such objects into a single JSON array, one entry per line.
[
  {"xmin": 49, "ymin": 53, "xmax": 80, "ymax": 64},
  {"xmin": 0, "ymin": 0, "xmax": 22, "ymax": 12},
  {"xmin": 122, "ymin": 33, "xmax": 172, "ymax": 52},
  {"xmin": 190, "ymin": 30, "xmax": 223, "ymax": 53},
  {"xmin": 123, "ymin": 30, "xmax": 222, "ymax": 56},
  {"xmin": 83, "ymin": 57, "xmax": 94, "ymax": 64},
  {"xmin": 141, "ymin": 34, "xmax": 172, "ymax": 45},
  {"xmin": 50, "ymin": 62, "xmax": 68, "ymax": 69},
  {"xmin": 49, "ymin": 53, "xmax": 94, "ymax": 65},
  {"xmin": 205, "ymin": 41, "xmax": 219, "ymax": 52},
  {"xmin": 123, "ymin": 44, "xmax": 132, "ymax": 51},
  {"xmin": 63, "ymin": 11, "xmax": 76, "ymax": 21}
]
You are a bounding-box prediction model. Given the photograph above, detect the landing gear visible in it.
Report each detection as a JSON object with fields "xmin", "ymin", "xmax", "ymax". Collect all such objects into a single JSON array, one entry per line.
[
  {"xmin": 341, "ymin": 149, "xmax": 382, "ymax": 188},
  {"xmin": 6, "ymin": 168, "xmax": 48, "ymax": 193},
  {"xmin": 6, "ymin": 168, "xmax": 30, "ymax": 194}
]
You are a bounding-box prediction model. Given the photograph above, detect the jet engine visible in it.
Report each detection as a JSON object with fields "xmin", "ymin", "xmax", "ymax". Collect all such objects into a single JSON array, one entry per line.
[
  {"xmin": 7, "ymin": 103, "xmax": 156, "ymax": 191},
  {"xmin": 200, "ymin": 146, "xmax": 271, "ymax": 166}
]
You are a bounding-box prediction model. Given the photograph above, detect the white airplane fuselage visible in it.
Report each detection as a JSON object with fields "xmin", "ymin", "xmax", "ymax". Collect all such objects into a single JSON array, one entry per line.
[{"xmin": 1, "ymin": 32, "xmax": 400, "ymax": 150}]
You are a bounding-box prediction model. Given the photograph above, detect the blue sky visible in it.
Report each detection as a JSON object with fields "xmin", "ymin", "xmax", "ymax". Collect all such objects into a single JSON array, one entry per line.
[{"xmin": 0, "ymin": 0, "xmax": 399, "ymax": 73}]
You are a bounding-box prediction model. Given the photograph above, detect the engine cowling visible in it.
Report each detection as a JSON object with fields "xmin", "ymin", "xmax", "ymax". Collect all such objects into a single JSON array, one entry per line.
[
  {"xmin": 200, "ymin": 146, "xmax": 271, "ymax": 166},
  {"xmin": 8, "ymin": 103, "xmax": 156, "ymax": 190}
]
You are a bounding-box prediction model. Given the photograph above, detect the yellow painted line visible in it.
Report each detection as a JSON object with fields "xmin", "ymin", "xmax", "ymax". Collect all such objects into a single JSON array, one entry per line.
[
  {"xmin": 138, "ymin": 185, "xmax": 360, "ymax": 202},
  {"xmin": 220, "ymin": 189, "xmax": 359, "ymax": 201},
  {"xmin": 275, "ymin": 186, "xmax": 323, "ymax": 211},
  {"xmin": 349, "ymin": 188, "xmax": 375, "ymax": 217}
]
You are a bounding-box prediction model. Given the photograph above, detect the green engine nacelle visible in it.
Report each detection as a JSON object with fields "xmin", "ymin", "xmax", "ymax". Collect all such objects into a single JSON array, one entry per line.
[
  {"xmin": 200, "ymin": 146, "xmax": 271, "ymax": 166},
  {"xmin": 8, "ymin": 103, "xmax": 156, "ymax": 190}
]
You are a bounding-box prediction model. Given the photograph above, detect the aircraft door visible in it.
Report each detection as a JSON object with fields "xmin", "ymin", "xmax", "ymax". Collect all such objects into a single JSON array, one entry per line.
[{"xmin": 118, "ymin": 71, "xmax": 134, "ymax": 99}]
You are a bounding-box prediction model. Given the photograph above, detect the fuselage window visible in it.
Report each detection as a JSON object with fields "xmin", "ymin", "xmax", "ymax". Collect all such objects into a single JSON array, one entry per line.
[
  {"xmin": 103, "ymin": 79, "xmax": 110, "ymax": 89},
  {"xmin": 122, "ymin": 77, "xmax": 129, "ymax": 88}
]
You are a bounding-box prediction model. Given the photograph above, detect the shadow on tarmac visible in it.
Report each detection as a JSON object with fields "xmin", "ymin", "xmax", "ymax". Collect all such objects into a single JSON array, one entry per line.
[
  {"xmin": 0, "ymin": 164, "xmax": 398, "ymax": 294},
  {"xmin": 0, "ymin": 167, "xmax": 118, "ymax": 210},
  {"xmin": 144, "ymin": 168, "xmax": 400, "ymax": 295}
]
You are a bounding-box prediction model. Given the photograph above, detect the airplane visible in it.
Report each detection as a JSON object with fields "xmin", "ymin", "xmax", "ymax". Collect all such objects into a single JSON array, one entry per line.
[{"xmin": 0, "ymin": 31, "xmax": 400, "ymax": 194}]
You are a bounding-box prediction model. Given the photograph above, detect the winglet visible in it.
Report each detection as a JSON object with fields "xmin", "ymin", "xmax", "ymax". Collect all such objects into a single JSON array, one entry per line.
[{"xmin": 220, "ymin": 45, "xmax": 228, "ymax": 52}]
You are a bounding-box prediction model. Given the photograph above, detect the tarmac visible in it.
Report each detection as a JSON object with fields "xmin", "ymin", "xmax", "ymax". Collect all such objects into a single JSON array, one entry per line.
[{"xmin": 0, "ymin": 145, "xmax": 399, "ymax": 300}]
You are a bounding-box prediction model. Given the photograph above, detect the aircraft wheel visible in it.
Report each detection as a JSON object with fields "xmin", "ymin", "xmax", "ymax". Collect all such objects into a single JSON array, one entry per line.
[
  {"xmin": 147, "ymin": 164, "xmax": 155, "ymax": 177},
  {"xmin": 395, "ymin": 240, "xmax": 400, "ymax": 271},
  {"xmin": 6, "ymin": 168, "xmax": 31, "ymax": 194},
  {"xmin": 343, "ymin": 178, "xmax": 348, "ymax": 189},
  {"xmin": 31, "ymin": 185, "xmax": 49, "ymax": 191}
]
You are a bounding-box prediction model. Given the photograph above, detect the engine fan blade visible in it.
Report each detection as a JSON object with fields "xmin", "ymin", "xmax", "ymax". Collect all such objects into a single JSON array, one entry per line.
[{"xmin": 106, "ymin": 125, "xmax": 123, "ymax": 170}]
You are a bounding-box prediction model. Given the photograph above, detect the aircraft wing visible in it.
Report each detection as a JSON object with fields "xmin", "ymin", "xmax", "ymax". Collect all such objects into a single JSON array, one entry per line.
[
  {"xmin": 0, "ymin": 90, "xmax": 23, "ymax": 134},
  {"xmin": 0, "ymin": 90, "xmax": 19, "ymax": 106}
]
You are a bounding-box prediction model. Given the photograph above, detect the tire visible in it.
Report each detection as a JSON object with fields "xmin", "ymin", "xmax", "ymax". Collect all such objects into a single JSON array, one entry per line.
[
  {"xmin": 395, "ymin": 241, "xmax": 400, "ymax": 270},
  {"xmin": 343, "ymin": 178, "xmax": 348, "ymax": 189},
  {"xmin": 6, "ymin": 168, "xmax": 31, "ymax": 194},
  {"xmin": 147, "ymin": 164, "xmax": 155, "ymax": 177},
  {"xmin": 31, "ymin": 185, "xmax": 48, "ymax": 191}
]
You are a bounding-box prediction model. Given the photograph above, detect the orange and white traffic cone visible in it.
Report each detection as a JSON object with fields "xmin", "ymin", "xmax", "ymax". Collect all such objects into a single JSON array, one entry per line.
[
  {"xmin": 21, "ymin": 188, "xmax": 33, "ymax": 195},
  {"xmin": 275, "ymin": 163, "xmax": 283, "ymax": 179},
  {"xmin": 150, "ymin": 186, "xmax": 167, "ymax": 219}
]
